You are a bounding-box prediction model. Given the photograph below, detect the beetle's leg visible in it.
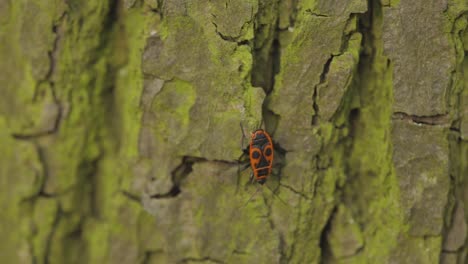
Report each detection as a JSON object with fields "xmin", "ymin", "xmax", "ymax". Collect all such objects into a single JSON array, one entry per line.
[
  {"xmin": 237, "ymin": 145, "xmax": 249, "ymax": 164},
  {"xmin": 250, "ymin": 172, "xmax": 255, "ymax": 184}
]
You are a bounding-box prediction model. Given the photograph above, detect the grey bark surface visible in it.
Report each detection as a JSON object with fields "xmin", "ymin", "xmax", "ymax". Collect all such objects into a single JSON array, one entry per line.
[{"xmin": 0, "ymin": 0, "xmax": 467, "ymax": 263}]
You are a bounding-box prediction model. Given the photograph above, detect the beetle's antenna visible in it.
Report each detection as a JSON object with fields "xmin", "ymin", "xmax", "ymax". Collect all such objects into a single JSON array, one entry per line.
[{"xmin": 265, "ymin": 184, "xmax": 291, "ymax": 208}]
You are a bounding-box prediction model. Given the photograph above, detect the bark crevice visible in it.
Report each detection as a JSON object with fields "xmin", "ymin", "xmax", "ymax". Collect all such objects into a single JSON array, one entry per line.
[
  {"xmin": 392, "ymin": 112, "xmax": 451, "ymax": 126},
  {"xmin": 177, "ymin": 256, "xmax": 225, "ymax": 264}
]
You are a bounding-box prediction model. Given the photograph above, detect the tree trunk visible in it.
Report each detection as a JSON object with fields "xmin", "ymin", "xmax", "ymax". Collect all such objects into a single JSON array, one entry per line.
[{"xmin": 1, "ymin": 0, "xmax": 467, "ymax": 263}]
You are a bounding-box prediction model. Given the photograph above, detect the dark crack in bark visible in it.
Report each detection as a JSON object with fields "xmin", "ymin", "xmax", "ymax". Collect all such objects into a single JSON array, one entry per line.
[
  {"xmin": 251, "ymin": 0, "xmax": 281, "ymax": 94},
  {"xmin": 279, "ymin": 182, "xmax": 312, "ymax": 200},
  {"xmin": 339, "ymin": 13, "xmax": 360, "ymax": 53},
  {"xmin": 441, "ymin": 10, "xmax": 468, "ymax": 262},
  {"xmin": 177, "ymin": 256, "xmax": 225, "ymax": 264},
  {"xmin": 392, "ymin": 112, "xmax": 451, "ymax": 126},
  {"xmin": 35, "ymin": 144, "xmax": 49, "ymax": 198},
  {"xmin": 43, "ymin": 204, "xmax": 61, "ymax": 264},
  {"xmin": 318, "ymin": 206, "xmax": 338, "ymax": 263},
  {"xmin": 312, "ymin": 55, "xmax": 334, "ymax": 126},
  {"xmin": 251, "ymin": 1, "xmax": 282, "ymax": 139},
  {"xmin": 283, "ymin": 0, "xmax": 300, "ymax": 30},
  {"xmin": 305, "ymin": 10, "xmax": 330, "ymax": 18},
  {"xmin": 76, "ymin": 156, "xmax": 103, "ymax": 218},
  {"xmin": 147, "ymin": 0, "xmax": 164, "ymax": 16},
  {"xmin": 141, "ymin": 249, "xmax": 165, "ymax": 264},
  {"xmin": 212, "ymin": 22, "xmax": 251, "ymax": 44},
  {"xmin": 211, "ymin": 10, "xmax": 254, "ymax": 44},
  {"xmin": 148, "ymin": 156, "xmax": 240, "ymax": 199},
  {"xmin": 311, "ymin": 11, "xmax": 363, "ymax": 127},
  {"xmin": 149, "ymin": 157, "xmax": 196, "ymax": 199},
  {"xmin": 121, "ymin": 190, "xmax": 141, "ymax": 203},
  {"xmin": 11, "ymin": 12, "xmax": 67, "ymax": 140}
]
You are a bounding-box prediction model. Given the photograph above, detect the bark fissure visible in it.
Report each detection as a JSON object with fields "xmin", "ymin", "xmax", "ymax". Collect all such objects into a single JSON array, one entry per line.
[
  {"xmin": 177, "ymin": 256, "xmax": 225, "ymax": 264},
  {"xmin": 311, "ymin": 11, "xmax": 362, "ymax": 126},
  {"xmin": 392, "ymin": 112, "xmax": 451, "ymax": 126},
  {"xmin": 35, "ymin": 144, "xmax": 50, "ymax": 198},
  {"xmin": 318, "ymin": 206, "xmax": 338, "ymax": 263},
  {"xmin": 3, "ymin": 0, "xmax": 468, "ymax": 263},
  {"xmin": 251, "ymin": 1, "xmax": 281, "ymax": 95},
  {"xmin": 279, "ymin": 182, "xmax": 313, "ymax": 200},
  {"xmin": 442, "ymin": 8, "xmax": 468, "ymax": 262},
  {"xmin": 149, "ymin": 156, "xmax": 240, "ymax": 199},
  {"xmin": 305, "ymin": 10, "xmax": 330, "ymax": 18},
  {"xmin": 121, "ymin": 190, "xmax": 141, "ymax": 203},
  {"xmin": 141, "ymin": 249, "xmax": 164, "ymax": 264},
  {"xmin": 149, "ymin": 156, "xmax": 196, "ymax": 199},
  {"xmin": 312, "ymin": 55, "xmax": 334, "ymax": 125},
  {"xmin": 43, "ymin": 205, "xmax": 61, "ymax": 264},
  {"xmin": 210, "ymin": 9, "xmax": 254, "ymax": 44},
  {"xmin": 324, "ymin": 0, "xmax": 398, "ymax": 260},
  {"xmin": 11, "ymin": 12, "xmax": 67, "ymax": 140}
]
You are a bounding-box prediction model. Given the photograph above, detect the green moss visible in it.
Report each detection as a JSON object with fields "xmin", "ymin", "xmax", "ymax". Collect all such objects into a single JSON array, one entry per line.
[
  {"xmin": 114, "ymin": 8, "xmax": 156, "ymax": 198},
  {"xmin": 233, "ymin": 45, "xmax": 254, "ymax": 82},
  {"xmin": 0, "ymin": 1, "xmax": 156, "ymax": 263},
  {"xmin": 86, "ymin": 5, "xmax": 155, "ymax": 263},
  {"xmin": 339, "ymin": 1, "xmax": 403, "ymax": 262},
  {"xmin": 2, "ymin": 0, "xmax": 465, "ymax": 263}
]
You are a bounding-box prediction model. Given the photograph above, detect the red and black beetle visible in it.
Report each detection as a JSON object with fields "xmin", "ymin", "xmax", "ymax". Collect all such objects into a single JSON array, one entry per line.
[
  {"xmin": 248, "ymin": 129, "xmax": 274, "ymax": 185},
  {"xmin": 238, "ymin": 123, "xmax": 275, "ymax": 187},
  {"xmin": 237, "ymin": 124, "xmax": 289, "ymax": 208}
]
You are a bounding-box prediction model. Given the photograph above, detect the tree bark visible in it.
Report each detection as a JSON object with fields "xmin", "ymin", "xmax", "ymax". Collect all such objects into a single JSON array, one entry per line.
[{"xmin": 0, "ymin": 0, "xmax": 467, "ymax": 263}]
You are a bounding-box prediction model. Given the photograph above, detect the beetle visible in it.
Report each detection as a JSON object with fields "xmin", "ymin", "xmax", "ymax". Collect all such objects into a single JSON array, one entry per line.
[
  {"xmin": 248, "ymin": 129, "xmax": 274, "ymax": 185},
  {"xmin": 237, "ymin": 123, "xmax": 275, "ymax": 186},
  {"xmin": 236, "ymin": 123, "xmax": 289, "ymax": 209}
]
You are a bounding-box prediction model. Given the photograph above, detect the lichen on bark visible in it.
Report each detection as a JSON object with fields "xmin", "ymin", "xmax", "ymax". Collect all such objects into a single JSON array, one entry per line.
[{"xmin": 1, "ymin": 0, "xmax": 468, "ymax": 263}]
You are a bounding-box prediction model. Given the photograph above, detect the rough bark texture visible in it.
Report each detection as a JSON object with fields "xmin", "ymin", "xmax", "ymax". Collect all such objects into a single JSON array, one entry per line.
[{"xmin": 0, "ymin": 0, "xmax": 467, "ymax": 263}]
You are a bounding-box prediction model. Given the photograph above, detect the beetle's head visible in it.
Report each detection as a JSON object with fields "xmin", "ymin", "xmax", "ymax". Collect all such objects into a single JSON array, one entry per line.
[{"xmin": 251, "ymin": 129, "xmax": 266, "ymax": 140}]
